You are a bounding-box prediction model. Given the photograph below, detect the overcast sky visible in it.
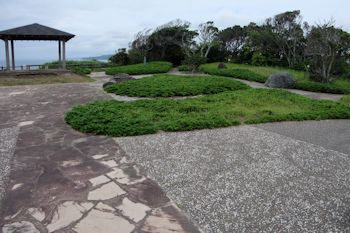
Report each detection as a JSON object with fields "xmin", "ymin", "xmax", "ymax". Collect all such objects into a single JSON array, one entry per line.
[{"xmin": 0, "ymin": 0, "xmax": 349, "ymax": 63}]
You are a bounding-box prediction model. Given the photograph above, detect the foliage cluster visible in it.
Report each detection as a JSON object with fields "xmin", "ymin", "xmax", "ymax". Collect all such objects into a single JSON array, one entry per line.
[
  {"xmin": 201, "ymin": 63, "xmax": 350, "ymax": 94},
  {"xmin": 104, "ymin": 74, "xmax": 250, "ymax": 97},
  {"xmin": 65, "ymin": 88, "xmax": 350, "ymax": 137},
  {"xmin": 105, "ymin": 61, "xmax": 172, "ymax": 75}
]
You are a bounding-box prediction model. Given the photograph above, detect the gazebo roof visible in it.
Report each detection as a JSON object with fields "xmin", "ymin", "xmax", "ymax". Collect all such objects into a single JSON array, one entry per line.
[{"xmin": 0, "ymin": 23, "xmax": 75, "ymax": 41}]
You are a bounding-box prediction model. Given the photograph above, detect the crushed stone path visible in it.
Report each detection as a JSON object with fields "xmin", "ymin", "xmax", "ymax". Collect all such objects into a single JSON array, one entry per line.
[{"xmin": 0, "ymin": 83, "xmax": 200, "ymax": 233}]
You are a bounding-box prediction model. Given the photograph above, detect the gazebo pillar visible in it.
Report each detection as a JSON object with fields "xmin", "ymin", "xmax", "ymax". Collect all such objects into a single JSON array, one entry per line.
[
  {"xmin": 11, "ymin": 40, "xmax": 15, "ymax": 70},
  {"xmin": 4, "ymin": 39, "xmax": 10, "ymax": 70},
  {"xmin": 58, "ymin": 40, "xmax": 62, "ymax": 68},
  {"xmin": 62, "ymin": 40, "xmax": 66, "ymax": 69}
]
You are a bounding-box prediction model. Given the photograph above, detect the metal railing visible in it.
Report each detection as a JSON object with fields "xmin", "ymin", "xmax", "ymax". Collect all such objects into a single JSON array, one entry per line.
[{"xmin": 0, "ymin": 63, "xmax": 113, "ymax": 72}]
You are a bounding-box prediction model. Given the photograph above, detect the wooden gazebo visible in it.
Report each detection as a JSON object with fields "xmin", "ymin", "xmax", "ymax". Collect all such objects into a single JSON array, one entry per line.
[{"xmin": 0, "ymin": 23, "xmax": 75, "ymax": 70}]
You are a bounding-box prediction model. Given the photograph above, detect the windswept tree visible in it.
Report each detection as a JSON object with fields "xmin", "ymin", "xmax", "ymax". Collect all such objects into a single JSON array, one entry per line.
[
  {"xmin": 198, "ymin": 21, "xmax": 219, "ymax": 58},
  {"xmin": 149, "ymin": 19, "xmax": 197, "ymax": 64},
  {"xmin": 305, "ymin": 20, "xmax": 350, "ymax": 82},
  {"xmin": 267, "ymin": 10, "xmax": 306, "ymax": 68},
  {"xmin": 218, "ymin": 25, "xmax": 247, "ymax": 59},
  {"xmin": 130, "ymin": 29, "xmax": 153, "ymax": 64}
]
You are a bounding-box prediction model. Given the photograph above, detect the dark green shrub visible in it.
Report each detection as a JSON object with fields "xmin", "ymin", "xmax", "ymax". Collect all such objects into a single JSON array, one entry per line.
[
  {"xmin": 182, "ymin": 54, "xmax": 207, "ymax": 72},
  {"xmin": 104, "ymin": 74, "xmax": 251, "ymax": 97},
  {"xmin": 106, "ymin": 61, "xmax": 172, "ymax": 75},
  {"xmin": 178, "ymin": 65, "xmax": 190, "ymax": 71},
  {"xmin": 109, "ymin": 50, "xmax": 129, "ymax": 65},
  {"xmin": 252, "ymin": 52, "xmax": 267, "ymax": 66}
]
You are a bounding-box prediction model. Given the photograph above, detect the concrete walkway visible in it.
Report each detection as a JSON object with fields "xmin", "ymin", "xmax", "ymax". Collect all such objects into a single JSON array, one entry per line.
[
  {"xmin": 0, "ymin": 84, "xmax": 200, "ymax": 233},
  {"xmin": 116, "ymin": 122, "xmax": 350, "ymax": 232}
]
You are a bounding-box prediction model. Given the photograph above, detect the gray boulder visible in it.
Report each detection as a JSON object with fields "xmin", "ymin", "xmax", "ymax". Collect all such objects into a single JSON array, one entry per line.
[
  {"xmin": 217, "ymin": 63, "xmax": 227, "ymax": 69},
  {"xmin": 264, "ymin": 72, "xmax": 296, "ymax": 89},
  {"xmin": 103, "ymin": 73, "xmax": 135, "ymax": 88}
]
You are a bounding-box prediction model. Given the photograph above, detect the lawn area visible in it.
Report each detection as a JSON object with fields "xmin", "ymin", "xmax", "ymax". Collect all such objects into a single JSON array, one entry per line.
[
  {"xmin": 65, "ymin": 89, "xmax": 350, "ymax": 137},
  {"xmin": 341, "ymin": 95, "xmax": 350, "ymax": 106},
  {"xmin": 106, "ymin": 61, "xmax": 172, "ymax": 75},
  {"xmin": 104, "ymin": 74, "xmax": 250, "ymax": 97},
  {"xmin": 201, "ymin": 63, "xmax": 350, "ymax": 94},
  {"xmin": 0, "ymin": 74, "xmax": 93, "ymax": 86}
]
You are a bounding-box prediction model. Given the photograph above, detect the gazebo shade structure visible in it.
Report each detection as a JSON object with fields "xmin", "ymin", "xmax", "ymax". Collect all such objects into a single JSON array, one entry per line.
[{"xmin": 0, "ymin": 23, "xmax": 75, "ymax": 70}]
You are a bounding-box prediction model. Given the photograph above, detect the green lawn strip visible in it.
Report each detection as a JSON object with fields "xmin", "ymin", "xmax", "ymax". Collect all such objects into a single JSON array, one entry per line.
[
  {"xmin": 201, "ymin": 63, "xmax": 350, "ymax": 94},
  {"xmin": 341, "ymin": 95, "xmax": 350, "ymax": 106},
  {"xmin": 104, "ymin": 74, "xmax": 250, "ymax": 97},
  {"xmin": 65, "ymin": 89, "xmax": 350, "ymax": 137},
  {"xmin": 105, "ymin": 61, "xmax": 172, "ymax": 75}
]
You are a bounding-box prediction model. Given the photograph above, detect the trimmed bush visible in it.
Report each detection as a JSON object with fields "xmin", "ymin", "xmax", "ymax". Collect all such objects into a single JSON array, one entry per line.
[
  {"xmin": 178, "ymin": 65, "xmax": 191, "ymax": 71},
  {"xmin": 106, "ymin": 61, "xmax": 172, "ymax": 75},
  {"xmin": 104, "ymin": 74, "xmax": 251, "ymax": 97},
  {"xmin": 201, "ymin": 63, "xmax": 350, "ymax": 94}
]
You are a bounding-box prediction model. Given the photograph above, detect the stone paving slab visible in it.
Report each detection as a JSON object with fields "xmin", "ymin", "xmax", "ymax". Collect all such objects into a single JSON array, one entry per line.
[
  {"xmin": 116, "ymin": 126, "xmax": 350, "ymax": 232},
  {"xmin": 0, "ymin": 83, "xmax": 200, "ymax": 233}
]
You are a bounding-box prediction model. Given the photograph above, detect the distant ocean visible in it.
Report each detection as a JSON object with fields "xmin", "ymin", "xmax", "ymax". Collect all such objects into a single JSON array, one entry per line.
[{"xmin": 0, "ymin": 58, "xmax": 107, "ymax": 67}]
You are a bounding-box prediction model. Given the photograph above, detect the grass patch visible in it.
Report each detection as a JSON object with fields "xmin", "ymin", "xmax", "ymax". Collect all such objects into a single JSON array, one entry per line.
[
  {"xmin": 178, "ymin": 65, "xmax": 191, "ymax": 72},
  {"xmin": 65, "ymin": 89, "xmax": 350, "ymax": 137},
  {"xmin": 201, "ymin": 63, "xmax": 350, "ymax": 94},
  {"xmin": 104, "ymin": 74, "xmax": 250, "ymax": 97},
  {"xmin": 341, "ymin": 95, "xmax": 350, "ymax": 106},
  {"xmin": 106, "ymin": 61, "xmax": 172, "ymax": 75},
  {"xmin": 0, "ymin": 74, "xmax": 93, "ymax": 86}
]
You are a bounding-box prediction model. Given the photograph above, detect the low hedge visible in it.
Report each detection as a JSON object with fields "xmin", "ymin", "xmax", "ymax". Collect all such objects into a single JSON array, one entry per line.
[
  {"xmin": 106, "ymin": 61, "xmax": 172, "ymax": 75},
  {"xmin": 201, "ymin": 63, "xmax": 350, "ymax": 94},
  {"xmin": 104, "ymin": 74, "xmax": 251, "ymax": 97}
]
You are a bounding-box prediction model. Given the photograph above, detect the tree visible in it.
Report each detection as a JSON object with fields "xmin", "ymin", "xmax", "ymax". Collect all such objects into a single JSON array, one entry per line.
[
  {"xmin": 305, "ymin": 20, "xmax": 350, "ymax": 82},
  {"xmin": 198, "ymin": 21, "xmax": 219, "ymax": 58},
  {"xmin": 267, "ymin": 10, "xmax": 306, "ymax": 68},
  {"xmin": 218, "ymin": 25, "xmax": 247, "ymax": 59},
  {"xmin": 109, "ymin": 48, "xmax": 129, "ymax": 65},
  {"xmin": 131, "ymin": 29, "xmax": 153, "ymax": 64}
]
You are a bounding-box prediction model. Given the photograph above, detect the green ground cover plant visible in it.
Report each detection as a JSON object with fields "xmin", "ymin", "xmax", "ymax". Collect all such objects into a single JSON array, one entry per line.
[
  {"xmin": 201, "ymin": 63, "xmax": 350, "ymax": 94},
  {"xmin": 65, "ymin": 89, "xmax": 350, "ymax": 137},
  {"xmin": 341, "ymin": 95, "xmax": 350, "ymax": 106},
  {"xmin": 106, "ymin": 61, "xmax": 172, "ymax": 75},
  {"xmin": 104, "ymin": 74, "xmax": 250, "ymax": 97}
]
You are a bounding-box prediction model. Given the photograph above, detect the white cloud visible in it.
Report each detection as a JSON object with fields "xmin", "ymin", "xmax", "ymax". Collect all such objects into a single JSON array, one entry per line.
[{"xmin": 0, "ymin": 0, "xmax": 349, "ymax": 63}]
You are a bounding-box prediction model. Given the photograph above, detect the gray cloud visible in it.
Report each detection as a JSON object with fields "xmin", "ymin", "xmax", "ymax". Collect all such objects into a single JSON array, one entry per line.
[{"xmin": 1, "ymin": 0, "xmax": 349, "ymax": 62}]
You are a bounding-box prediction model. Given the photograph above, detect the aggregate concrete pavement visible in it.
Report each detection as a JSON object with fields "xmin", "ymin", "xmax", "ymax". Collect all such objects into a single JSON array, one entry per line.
[
  {"xmin": 0, "ymin": 127, "xmax": 19, "ymax": 211},
  {"xmin": 255, "ymin": 120, "xmax": 350, "ymax": 155},
  {"xmin": 116, "ymin": 125, "xmax": 350, "ymax": 232}
]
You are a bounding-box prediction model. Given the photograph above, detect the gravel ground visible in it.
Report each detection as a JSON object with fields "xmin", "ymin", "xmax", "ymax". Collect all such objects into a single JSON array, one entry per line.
[
  {"xmin": 116, "ymin": 125, "xmax": 350, "ymax": 232},
  {"xmin": 0, "ymin": 127, "xmax": 19, "ymax": 210}
]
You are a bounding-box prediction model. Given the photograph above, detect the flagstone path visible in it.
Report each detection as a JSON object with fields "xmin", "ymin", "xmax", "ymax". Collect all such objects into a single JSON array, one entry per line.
[{"xmin": 0, "ymin": 83, "xmax": 200, "ymax": 233}]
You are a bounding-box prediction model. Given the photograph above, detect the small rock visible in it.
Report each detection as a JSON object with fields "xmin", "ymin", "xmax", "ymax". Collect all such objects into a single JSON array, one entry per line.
[
  {"xmin": 217, "ymin": 63, "xmax": 227, "ymax": 69},
  {"xmin": 103, "ymin": 73, "xmax": 135, "ymax": 88},
  {"xmin": 264, "ymin": 72, "xmax": 296, "ymax": 89}
]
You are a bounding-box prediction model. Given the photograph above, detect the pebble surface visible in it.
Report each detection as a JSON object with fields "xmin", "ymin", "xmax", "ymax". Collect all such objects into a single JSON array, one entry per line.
[{"xmin": 0, "ymin": 127, "xmax": 19, "ymax": 210}]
